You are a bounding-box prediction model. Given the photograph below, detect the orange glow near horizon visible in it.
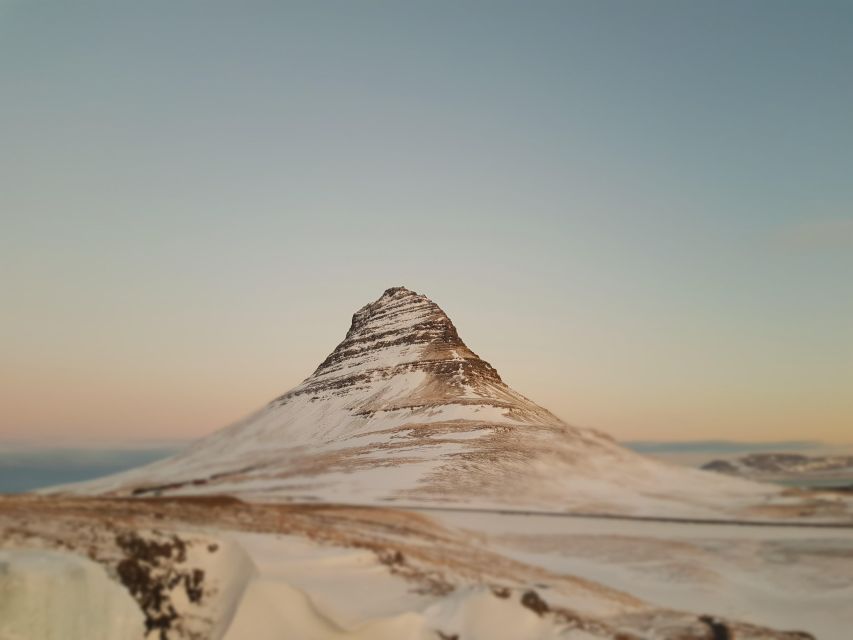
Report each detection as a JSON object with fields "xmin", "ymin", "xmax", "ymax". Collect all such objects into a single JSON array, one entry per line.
[
  {"xmin": 2, "ymin": 3, "xmax": 851, "ymax": 445},
  {"xmin": 2, "ymin": 282, "xmax": 851, "ymax": 444}
]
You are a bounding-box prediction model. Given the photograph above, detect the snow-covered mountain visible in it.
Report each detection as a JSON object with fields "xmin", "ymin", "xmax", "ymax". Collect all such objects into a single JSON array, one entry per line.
[{"xmin": 56, "ymin": 287, "xmax": 840, "ymax": 519}]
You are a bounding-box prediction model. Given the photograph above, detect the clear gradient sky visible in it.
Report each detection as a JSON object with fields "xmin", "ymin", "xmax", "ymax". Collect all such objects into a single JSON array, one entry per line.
[{"xmin": 1, "ymin": 1, "xmax": 851, "ymax": 444}]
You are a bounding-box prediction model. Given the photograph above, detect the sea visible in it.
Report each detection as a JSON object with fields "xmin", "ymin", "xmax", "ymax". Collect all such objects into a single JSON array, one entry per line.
[{"xmin": 0, "ymin": 445, "xmax": 183, "ymax": 493}]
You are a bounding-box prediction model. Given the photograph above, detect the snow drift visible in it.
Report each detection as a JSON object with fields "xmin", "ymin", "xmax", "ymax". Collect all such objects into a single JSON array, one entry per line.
[{"xmin": 0, "ymin": 549, "xmax": 145, "ymax": 640}]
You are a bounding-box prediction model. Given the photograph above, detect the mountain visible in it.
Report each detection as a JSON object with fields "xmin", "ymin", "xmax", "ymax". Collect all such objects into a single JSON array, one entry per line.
[
  {"xmin": 55, "ymin": 287, "xmax": 843, "ymax": 520},
  {"xmin": 704, "ymin": 453, "xmax": 853, "ymax": 487}
]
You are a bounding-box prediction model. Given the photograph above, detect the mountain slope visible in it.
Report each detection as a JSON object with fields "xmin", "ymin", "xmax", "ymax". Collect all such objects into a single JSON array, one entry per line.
[{"xmin": 55, "ymin": 287, "xmax": 845, "ymax": 520}]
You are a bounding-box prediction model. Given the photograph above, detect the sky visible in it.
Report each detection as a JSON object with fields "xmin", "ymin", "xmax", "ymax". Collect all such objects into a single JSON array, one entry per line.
[{"xmin": 1, "ymin": 1, "xmax": 851, "ymax": 444}]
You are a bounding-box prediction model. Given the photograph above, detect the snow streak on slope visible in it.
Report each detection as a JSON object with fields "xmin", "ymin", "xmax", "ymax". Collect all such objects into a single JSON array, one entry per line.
[{"xmin": 54, "ymin": 287, "xmax": 849, "ymax": 521}]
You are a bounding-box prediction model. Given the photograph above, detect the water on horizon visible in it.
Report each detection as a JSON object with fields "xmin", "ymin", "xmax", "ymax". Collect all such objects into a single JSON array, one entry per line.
[{"xmin": 0, "ymin": 447, "xmax": 182, "ymax": 494}]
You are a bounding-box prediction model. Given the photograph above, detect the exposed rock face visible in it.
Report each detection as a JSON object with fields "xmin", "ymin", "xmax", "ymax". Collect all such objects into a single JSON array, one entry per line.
[
  {"xmin": 56, "ymin": 287, "xmax": 815, "ymax": 519},
  {"xmin": 307, "ymin": 286, "xmax": 501, "ymax": 389},
  {"xmin": 275, "ymin": 287, "xmax": 560, "ymax": 427}
]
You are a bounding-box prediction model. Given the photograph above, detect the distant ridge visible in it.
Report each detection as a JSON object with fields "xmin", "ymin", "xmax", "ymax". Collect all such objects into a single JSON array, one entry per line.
[{"xmin": 624, "ymin": 440, "xmax": 824, "ymax": 454}]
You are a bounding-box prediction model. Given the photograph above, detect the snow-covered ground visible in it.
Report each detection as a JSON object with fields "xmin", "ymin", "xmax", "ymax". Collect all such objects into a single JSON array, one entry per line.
[
  {"xmin": 0, "ymin": 550, "xmax": 145, "ymax": 640},
  {"xmin": 222, "ymin": 532, "xmax": 592, "ymax": 640},
  {"xmin": 431, "ymin": 509, "xmax": 853, "ymax": 640},
  {"xmin": 1, "ymin": 495, "xmax": 845, "ymax": 640}
]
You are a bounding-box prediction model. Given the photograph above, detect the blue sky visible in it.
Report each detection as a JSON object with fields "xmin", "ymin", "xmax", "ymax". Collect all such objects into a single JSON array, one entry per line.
[{"xmin": 1, "ymin": 1, "xmax": 851, "ymax": 442}]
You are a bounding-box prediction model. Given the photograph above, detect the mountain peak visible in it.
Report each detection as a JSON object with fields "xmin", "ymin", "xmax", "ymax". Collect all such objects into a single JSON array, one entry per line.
[
  {"xmin": 299, "ymin": 286, "xmax": 502, "ymax": 402},
  {"xmin": 347, "ymin": 285, "xmax": 436, "ymax": 337},
  {"xmin": 381, "ymin": 285, "xmax": 415, "ymax": 297}
]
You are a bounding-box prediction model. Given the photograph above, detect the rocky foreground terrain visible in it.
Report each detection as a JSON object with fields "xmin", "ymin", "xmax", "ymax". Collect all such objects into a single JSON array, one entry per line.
[{"xmin": 3, "ymin": 494, "xmax": 849, "ymax": 640}]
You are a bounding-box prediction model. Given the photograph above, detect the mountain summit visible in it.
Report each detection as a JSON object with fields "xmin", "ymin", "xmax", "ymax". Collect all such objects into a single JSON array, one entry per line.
[
  {"xmin": 63, "ymin": 287, "xmax": 794, "ymax": 518},
  {"xmin": 282, "ymin": 286, "xmax": 558, "ymax": 427},
  {"xmin": 287, "ymin": 286, "xmax": 504, "ymax": 409}
]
